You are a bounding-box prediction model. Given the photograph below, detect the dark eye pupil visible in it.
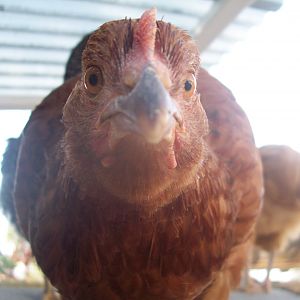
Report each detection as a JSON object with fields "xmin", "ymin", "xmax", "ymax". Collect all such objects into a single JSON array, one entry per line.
[
  {"xmin": 184, "ymin": 80, "xmax": 192, "ymax": 91},
  {"xmin": 89, "ymin": 73, "xmax": 98, "ymax": 86}
]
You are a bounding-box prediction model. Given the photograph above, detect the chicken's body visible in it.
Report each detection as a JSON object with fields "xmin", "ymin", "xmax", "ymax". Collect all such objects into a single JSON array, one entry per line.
[
  {"xmin": 5, "ymin": 10, "xmax": 262, "ymax": 300},
  {"xmin": 254, "ymin": 145, "xmax": 300, "ymax": 290},
  {"xmin": 256, "ymin": 145, "xmax": 300, "ymax": 252}
]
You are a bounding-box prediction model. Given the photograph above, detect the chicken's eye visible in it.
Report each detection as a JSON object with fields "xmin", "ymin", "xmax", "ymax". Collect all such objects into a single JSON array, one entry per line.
[
  {"xmin": 184, "ymin": 80, "xmax": 192, "ymax": 91},
  {"xmin": 84, "ymin": 66, "xmax": 104, "ymax": 96},
  {"xmin": 183, "ymin": 74, "xmax": 196, "ymax": 99}
]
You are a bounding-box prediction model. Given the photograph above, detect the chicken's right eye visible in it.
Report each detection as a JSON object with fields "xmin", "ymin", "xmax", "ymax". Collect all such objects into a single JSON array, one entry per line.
[
  {"xmin": 84, "ymin": 66, "xmax": 104, "ymax": 96},
  {"xmin": 183, "ymin": 74, "xmax": 196, "ymax": 99}
]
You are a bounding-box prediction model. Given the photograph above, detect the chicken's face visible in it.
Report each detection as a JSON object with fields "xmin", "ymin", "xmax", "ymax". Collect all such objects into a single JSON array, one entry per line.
[{"xmin": 63, "ymin": 9, "xmax": 209, "ymax": 207}]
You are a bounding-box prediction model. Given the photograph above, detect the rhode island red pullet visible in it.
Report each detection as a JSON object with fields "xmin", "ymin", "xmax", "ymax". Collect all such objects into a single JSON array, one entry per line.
[{"xmin": 6, "ymin": 8, "xmax": 263, "ymax": 300}]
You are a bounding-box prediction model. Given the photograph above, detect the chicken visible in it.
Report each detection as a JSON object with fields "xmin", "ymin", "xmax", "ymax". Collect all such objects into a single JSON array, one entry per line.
[
  {"xmin": 253, "ymin": 145, "xmax": 300, "ymax": 291},
  {"xmin": 3, "ymin": 9, "xmax": 262, "ymax": 300}
]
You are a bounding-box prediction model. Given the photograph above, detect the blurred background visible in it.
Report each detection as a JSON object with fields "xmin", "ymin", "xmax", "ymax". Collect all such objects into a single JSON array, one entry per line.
[{"xmin": 0, "ymin": 0, "xmax": 299, "ymax": 298}]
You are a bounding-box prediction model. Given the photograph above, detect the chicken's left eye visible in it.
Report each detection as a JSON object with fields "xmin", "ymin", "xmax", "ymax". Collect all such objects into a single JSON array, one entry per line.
[{"xmin": 84, "ymin": 66, "xmax": 104, "ymax": 96}]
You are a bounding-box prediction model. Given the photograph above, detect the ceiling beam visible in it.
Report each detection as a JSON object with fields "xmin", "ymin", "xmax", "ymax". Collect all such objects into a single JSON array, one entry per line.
[
  {"xmin": 193, "ymin": 0, "xmax": 256, "ymax": 53},
  {"xmin": 0, "ymin": 96, "xmax": 41, "ymax": 109}
]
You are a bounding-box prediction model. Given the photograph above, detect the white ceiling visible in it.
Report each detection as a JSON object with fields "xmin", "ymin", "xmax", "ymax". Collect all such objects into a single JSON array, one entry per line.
[{"xmin": 0, "ymin": 0, "xmax": 283, "ymax": 108}]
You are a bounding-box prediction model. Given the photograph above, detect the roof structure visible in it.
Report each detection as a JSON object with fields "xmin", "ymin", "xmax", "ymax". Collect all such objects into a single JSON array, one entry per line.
[{"xmin": 0, "ymin": 0, "xmax": 283, "ymax": 108}]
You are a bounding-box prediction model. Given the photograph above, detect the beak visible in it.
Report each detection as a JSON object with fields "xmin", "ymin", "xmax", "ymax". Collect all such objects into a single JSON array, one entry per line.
[{"xmin": 101, "ymin": 66, "xmax": 182, "ymax": 144}]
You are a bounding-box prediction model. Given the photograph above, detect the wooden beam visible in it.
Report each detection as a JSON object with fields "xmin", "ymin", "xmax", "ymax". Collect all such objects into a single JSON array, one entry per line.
[
  {"xmin": 0, "ymin": 46, "xmax": 69, "ymax": 63},
  {"xmin": 0, "ymin": 62, "xmax": 64, "ymax": 77},
  {"xmin": 0, "ymin": 96, "xmax": 42, "ymax": 109},
  {"xmin": 194, "ymin": 0, "xmax": 256, "ymax": 52},
  {"xmin": 0, "ymin": 0, "xmax": 198, "ymax": 34}
]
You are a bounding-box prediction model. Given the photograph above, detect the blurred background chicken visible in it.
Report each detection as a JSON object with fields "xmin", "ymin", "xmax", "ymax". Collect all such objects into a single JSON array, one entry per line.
[{"xmin": 249, "ymin": 145, "xmax": 300, "ymax": 292}]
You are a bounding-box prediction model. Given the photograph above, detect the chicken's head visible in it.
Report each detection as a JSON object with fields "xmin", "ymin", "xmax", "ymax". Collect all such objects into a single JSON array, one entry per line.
[{"xmin": 63, "ymin": 9, "xmax": 209, "ymax": 207}]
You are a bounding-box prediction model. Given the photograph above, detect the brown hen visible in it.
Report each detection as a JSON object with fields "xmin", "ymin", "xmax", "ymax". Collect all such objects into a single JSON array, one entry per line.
[
  {"xmin": 254, "ymin": 145, "xmax": 300, "ymax": 291},
  {"xmin": 9, "ymin": 9, "xmax": 262, "ymax": 300}
]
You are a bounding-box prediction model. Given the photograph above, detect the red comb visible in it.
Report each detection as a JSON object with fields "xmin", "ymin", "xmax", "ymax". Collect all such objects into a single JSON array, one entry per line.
[{"xmin": 132, "ymin": 8, "xmax": 157, "ymax": 60}]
